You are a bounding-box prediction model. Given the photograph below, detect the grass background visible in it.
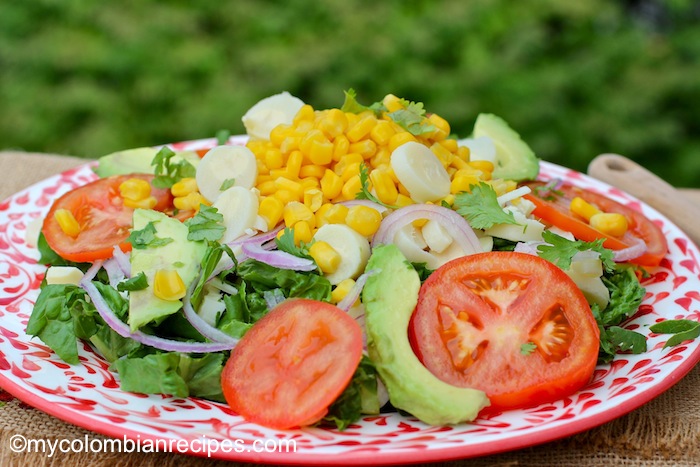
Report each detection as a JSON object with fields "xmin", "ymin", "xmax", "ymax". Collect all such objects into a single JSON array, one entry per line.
[{"xmin": 2, "ymin": 0, "xmax": 699, "ymax": 186}]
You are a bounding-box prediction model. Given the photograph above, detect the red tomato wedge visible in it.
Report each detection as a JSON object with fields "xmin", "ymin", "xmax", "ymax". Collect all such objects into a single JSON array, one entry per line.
[
  {"xmin": 523, "ymin": 181, "xmax": 667, "ymax": 267},
  {"xmin": 409, "ymin": 252, "xmax": 599, "ymax": 411},
  {"xmin": 42, "ymin": 174, "xmax": 173, "ymax": 263},
  {"xmin": 221, "ymin": 298, "xmax": 363, "ymax": 429}
]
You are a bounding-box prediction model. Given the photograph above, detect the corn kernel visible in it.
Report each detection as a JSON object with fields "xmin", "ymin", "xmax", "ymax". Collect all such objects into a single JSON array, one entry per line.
[
  {"xmin": 309, "ymin": 241, "xmax": 342, "ymax": 274},
  {"xmin": 439, "ymin": 138, "xmax": 459, "ymax": 153},
  {"xmin": 299, "ymin": 164, "xmax": 326, "ymax": 179},
  {"xmin": 283, "ymin": 201, "xmax": 315, "ymax": 228},
  {"xmin": 370, "ymin": 120, "xmax": 396, "ymax": 146},
  {"xmin": 315, "ymin": 203, "xmax": 334, "ymax": 227},
  {"xmin": 119, "ymin": 177, "xmax": 152, "ymax": 201},
  {"xmin": 259, "ymin": 196, "xmax": 285, "ymax": 230},
  {"xmin": 264, "ymin": 148, "xmax": 284, "ymax": 170},
  {"xmin": 293, "ymin": 104, "xmax": 315, "ymax": 124},
  {"xmin": 153, "ymin": 269, "xmax": 186, "ymax": 301},
  {"xmin": 457, "ymin": 146, "xmax": 470, "ymax": 161},
  {"xmin": 124, "ymin": 196, "xmax": 158, "ymax": 209},
  {"xmin": 273, "ymin": 189, "xmax": 299, "ymax": 205},
  {"xmin": 274, "ymin": 177, "xmax": 304, "ymax": 200},
  {"xmin": 346, "ymin": 205, "xmax": 382, "ymax": 237},
  {"xmin": 173, "ymin": 192, "xmax": 208, "ymax": 211},
  {"xmin": 430, "ymin": 143, "xmax": 454, "ymax": 169},
  {"xmin": 468, "ymin": 160, "xmax": 495, "ymax": 173},
  {"xmin": 334, "ymin": 153, "xmax": 364, "ymax": 176},
  {"xmin": 333, "ymin": 134, "xmax": 350, "ymax": 161},
  {"xmin": 300, "ymin": 177, "xmax": 320, "ymax": 190},
  {"xmin": 303, "ymin": 188, "xmax": 324, "ymax": 212},
  {"xmin": 369, "ymin": 147, "xmax": 391, "ymax": 168},
  {"xmin": 257, "ymin": 180, "xmax": 277, "ymax": 196},
  {"xmin": 246, "ymin": 140, "xmax": 269, "ymax": 158},
  {"xmin": 280, "ymin": 136, "xmax": 301, "ymax": 154},
  {"xmin": 317, "ymin": 108, "xmax": 348, "ymax": 139},
  {"xmin": 54, "ymin": 208, "xmax": 81, "ymax": 238},
  {"xmin": 331, "ymin": 278, "xmax": 357, "ymax": 304},
  {"xmin": 451, "ymin": 175, "xmax": 480, "ymax": 194},
  {"xmin": 256, "ymin": 158, "xmax": 269, "ymax": 176},
  {"xmin": 299, "ymin": 129, "xmax": 326, "ymax": 156},
  {"xmin": 394, "ymin": 193, "xmax": 414, "ymax": 207},
  {"xmin": 382, "ymin": 94, "xmax": 404, "ymax": 112},
  {"xmin": 270, "ymin": 124, "xmax": 293, "ymax": 146},
  {"xmin": 293, "ymin": 120, "xmax": 314, "ymax": 136},
  {"xmin": 349, "ymin": 139, "xmax": 377, "ymax": 159},
  {"xmin": 341, "ymin": 174, "xmax": 363, "ymax": 200},
  {"xmin": 450, "ymin": 156, "xmax": 470, "ymax": 170},
  {"xmin": 293, "ymin": 220, "xmax": 314, "ymax": 245},
  {"xmin": 570, "ymin": 197, "xmax": 602, "ymax": 221},
  {"xmin": 388, "ymin": 132, "xmax": 417, "ymax": 153},
  {"xmin": 309, "ymin": 139, "xmax": 334, "ymax": 165},
  {"xmin": 286, "ymin": 150, "xmax": 303, "ymax": 179},
  {"xmin": 590, "ymin": 212, "xmax": 628, "ymax": 237},
  {"xmin": 169, "ymin": 178, "xmax": 196, "ymax": 198},
  {"xmin": 369, "ymin": 168, "xmax": 399, "ymax": 205},
  {"xmin": 323, "ymin": 204, "xmax": 349, "ymax": 224},
  {"xmin": 427, "ymin": 113, "xmax": 450, "ymax": 140},
  {"xmin": 320, "ymin": 169, "xmax": 343, "ymax": 200},
  {"xmin": 346, "ymin": 115, "xmax": 377, "ymax": 143}
]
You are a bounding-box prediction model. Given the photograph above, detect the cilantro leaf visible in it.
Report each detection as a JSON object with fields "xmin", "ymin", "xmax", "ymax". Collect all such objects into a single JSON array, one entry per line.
[
  {"xmin": 150, "ymin": 146, "xmax": 196, "ymax": 189},
  {"xmin": 215, "ymin": 129, "xmax": 231, "ymax": 146},
  {"xmin": 387, "ymin": 99, "xmax": 436, "ymax": 136},
  {"xmin": 185, "ymin": 205, "xmax": 225, "ymax": 242},
  {"xmin": 275, "ymin": 227, "xmax": 314, "ymax": 259},
  {"xmin": 127, "ymin": 222, "xmax": 173, "ymax": 249},
  {"xmin": 117, "ymin": 272, "xmax": 149, "ymax": 292},
  {"xmin": 219, "ymin": 178, "xmax": 236, "ymax": 192},
  {"xmin": 454, "ymin": 182, "xmax": 518, "ymax": 230},
  {"xmin": 520, "ymin": 342, "xmax": 537, "ymax": 355},
  {"xmin": 650, "ymin": 319, "xmax": 700, "ymax": 348},
  {"xmin": 190, "ymin": 241, "xmax": 236, "ymax": 308},
  {"xmin": 537, "ymin": 230, "xmax": 615, "ymax": 273},
  {"xmin": 355, "ymin": 163, "xmax": 398, "ymax": 209},
  {"xmin": 340, "ymin": 89, "xmax": 383, "ymax": 115}
]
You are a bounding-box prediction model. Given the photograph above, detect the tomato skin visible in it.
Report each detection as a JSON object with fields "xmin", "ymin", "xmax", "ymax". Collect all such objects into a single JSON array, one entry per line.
[
  {"xmin": 221, "ymin": 298, "xmax": 363, "ymax": 430},
  {"xmin": 523, "ymin": 182, "xmax": 667, "ymax": 267},
  {"xmin": 42, "ymin": 174, "xmax": 173, "ymax": 262},
  {"xmin": 410, "ymin": 252, "xmax": 599, "ymax": 412}
]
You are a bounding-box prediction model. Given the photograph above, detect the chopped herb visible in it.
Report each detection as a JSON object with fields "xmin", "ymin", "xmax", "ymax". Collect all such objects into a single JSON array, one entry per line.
[
  {"xmin": 219, "ymin": 178, "xmax": 236, "ymax": 192},
  {"xmin": 454, "ymin": 182, "xmax": 518, "ymax": 230},
  {"xmin": 340, "ymin": 88, "xmax": 384, "ymax": 115},
  {"xmin": 387, "ymin": 99, "xmax": 435, "ymax": 136},
  {"xmin": 275, "ymin": 227, "xmax": 314, "ymax": 259},
  {"xmin": 151, "ymin": 146, "xmax": 196, "ymax": 189},
  {"xmin": 127, "ymin": 222, "xmax": 173, "ymax": 249},
  {"xmin": 533, "ymin": 179, "xmax": 564, "ymax": 201},
  {"xmin": 185, "ymin": 205, "xmax": 225, "ymax": 242},
  {"xmin": 520, "ymin": 342, "xmax": 537, "ymax": 355},
  {"xmin": 215, "ymin": 129, "xmax": 231, "ymax": 146},
  {"xmin": 117, "ymin": 272, "xmax": 149, "ymax": 292},
  {"xmin": 411, "ymin": 262, "xmax": 434, "ymax": 282},
  {"xmin": 355, "ymin": 163, "xmax": 398, "ymax": 209},
  {"xmin": 650, "ymin": 319, "xmax": 700, "ymax": 348},
  {"xmin": 537, "ymin": 231, "xmax": 615, "ymax": 273}
]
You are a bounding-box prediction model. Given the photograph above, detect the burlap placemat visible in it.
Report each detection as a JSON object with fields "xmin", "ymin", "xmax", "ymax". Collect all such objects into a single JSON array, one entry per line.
[{"xmin": 1, "ymin": 150, "xmax": 700, "ymax": 467}]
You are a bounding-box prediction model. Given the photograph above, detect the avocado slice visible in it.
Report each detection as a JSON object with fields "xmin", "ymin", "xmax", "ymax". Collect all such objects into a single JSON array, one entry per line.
[
  {"xmin": 473, "ymin": 113, "xmax": 539, "ymax": 181},
  {"xmin": 128, "ymin": 209, "xmax": 206, "ymax": 332},
  {"xmin": 362, "ymin": 244, "xmax": 489, "ymax": 425},
  {"xmin": 94, "ymin": 147, "xmax": 200, "ymax": 178}
]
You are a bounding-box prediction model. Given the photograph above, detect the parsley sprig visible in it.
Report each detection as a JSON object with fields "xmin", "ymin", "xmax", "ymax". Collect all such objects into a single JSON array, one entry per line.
[
  {"xmin": 387, "ymin": 100, "xmax": 436, "ymax": 136},
  {"xmin": 275, "ymin": 227, "xmax": 315, "ymax": 259},
  {"xmin": 151, "ymin": 147, "xmax": 196, "ymax": 189},
  {"xmin": 185, "ymin": 205, "xmax": 225, "ymax": 242},
  {"xmin": 126, "ymin": 222, "xmax": 173, "ymax": 249},
  {"xmin": 454, "ymin": 182, "xmax": 518, "ymax": 230},
  {"xmin": 536, "ymin": 231, "xmax": 615, "ymax": 273}
]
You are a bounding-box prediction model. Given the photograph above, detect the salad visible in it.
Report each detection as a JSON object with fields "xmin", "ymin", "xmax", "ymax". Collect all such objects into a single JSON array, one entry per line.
[{"xmin": 27, "ymin": 90, "xmax": 685, "ymax": 431}]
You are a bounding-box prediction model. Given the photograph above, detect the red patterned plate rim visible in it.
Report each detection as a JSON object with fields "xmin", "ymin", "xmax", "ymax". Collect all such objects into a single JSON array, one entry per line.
[{"xmin": 1, "ymin": 138, "xmax": 699, "ymax": 465}]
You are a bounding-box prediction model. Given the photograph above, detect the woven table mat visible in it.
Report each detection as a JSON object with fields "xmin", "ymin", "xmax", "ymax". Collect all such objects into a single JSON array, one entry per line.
[{"xmin": 1, "ymin": 150, "xmax": 700, "ymax": 467}]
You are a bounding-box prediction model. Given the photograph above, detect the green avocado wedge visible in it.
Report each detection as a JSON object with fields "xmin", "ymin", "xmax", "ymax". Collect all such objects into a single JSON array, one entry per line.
[
  {"xmin": 94, "ymin": 147, "xmax": 200, "ymax": 178},
  {"xmin": 473, "ymin": 113, "xmax": 539, "ymax": 182},
  {"xmin": 362, "ymin": 244, "xmax": 489, "ymax": 425}
]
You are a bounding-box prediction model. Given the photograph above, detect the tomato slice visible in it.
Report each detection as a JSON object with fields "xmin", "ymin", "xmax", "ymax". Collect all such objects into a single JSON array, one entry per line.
[
  {"xmin": 221, "ymin": 298, "xmax": 363, "ymax": 429},
  {"xmin": 523, "ymin": 181, "xmax": 667, "ymax": 266},
  {"xmin": 409, "ymin": 252, "xmax": 599, "ymax": 411},
  {"xmin": 42, "ymin": 174, "xmax": 173, "ymax": 263}
]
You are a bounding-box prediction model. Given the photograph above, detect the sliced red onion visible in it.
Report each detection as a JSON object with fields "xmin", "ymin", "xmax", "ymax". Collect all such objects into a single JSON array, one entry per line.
[
  {"xmin": 612, "ymin": 237, "xmax": 648, "ymax": 262},
  {"xmin": 337, "ymin": 269, "xmax": 378, "ymax": 312},
  {"xmin": 209, "ymin": 224, "xmax": 286, "ymax": 278},
  {"xmin": 111, "ymin": 245, "xmax": 131, "ymax": 278},
  {"xmin": 535, "ymin": 178, "xmax": 564, "ymax": 198},
  {"xmin": 80, "ymin": 262, "xmax": 235, "ymax": 353},
  {"xmin": 241, "ymin": 242, "xmax": 316, "ymax": 271},
  {"xmin": 372, "ymin": 204, "xmax": 482, "ymax": 256},
  {"xmin": 102, "ymin": 258, "xmax": 126, "ymax": 289},
  {"xmin": 181, "ymin": 276, "xmax": 239, "ymax": 345},
  {"xmin": 228, "ymin": 224, "xmax": 284, "ymax": 247},
  {"xmin": 340, "ymin": 199, "xmax": 389, "ymax": 215}
]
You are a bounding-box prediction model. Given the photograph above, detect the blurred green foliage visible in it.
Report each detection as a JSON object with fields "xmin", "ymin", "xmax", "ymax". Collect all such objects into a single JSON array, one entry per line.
[{"xmin": 1, "ymin": 0, "xmax": 699, "ymax": 186}]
